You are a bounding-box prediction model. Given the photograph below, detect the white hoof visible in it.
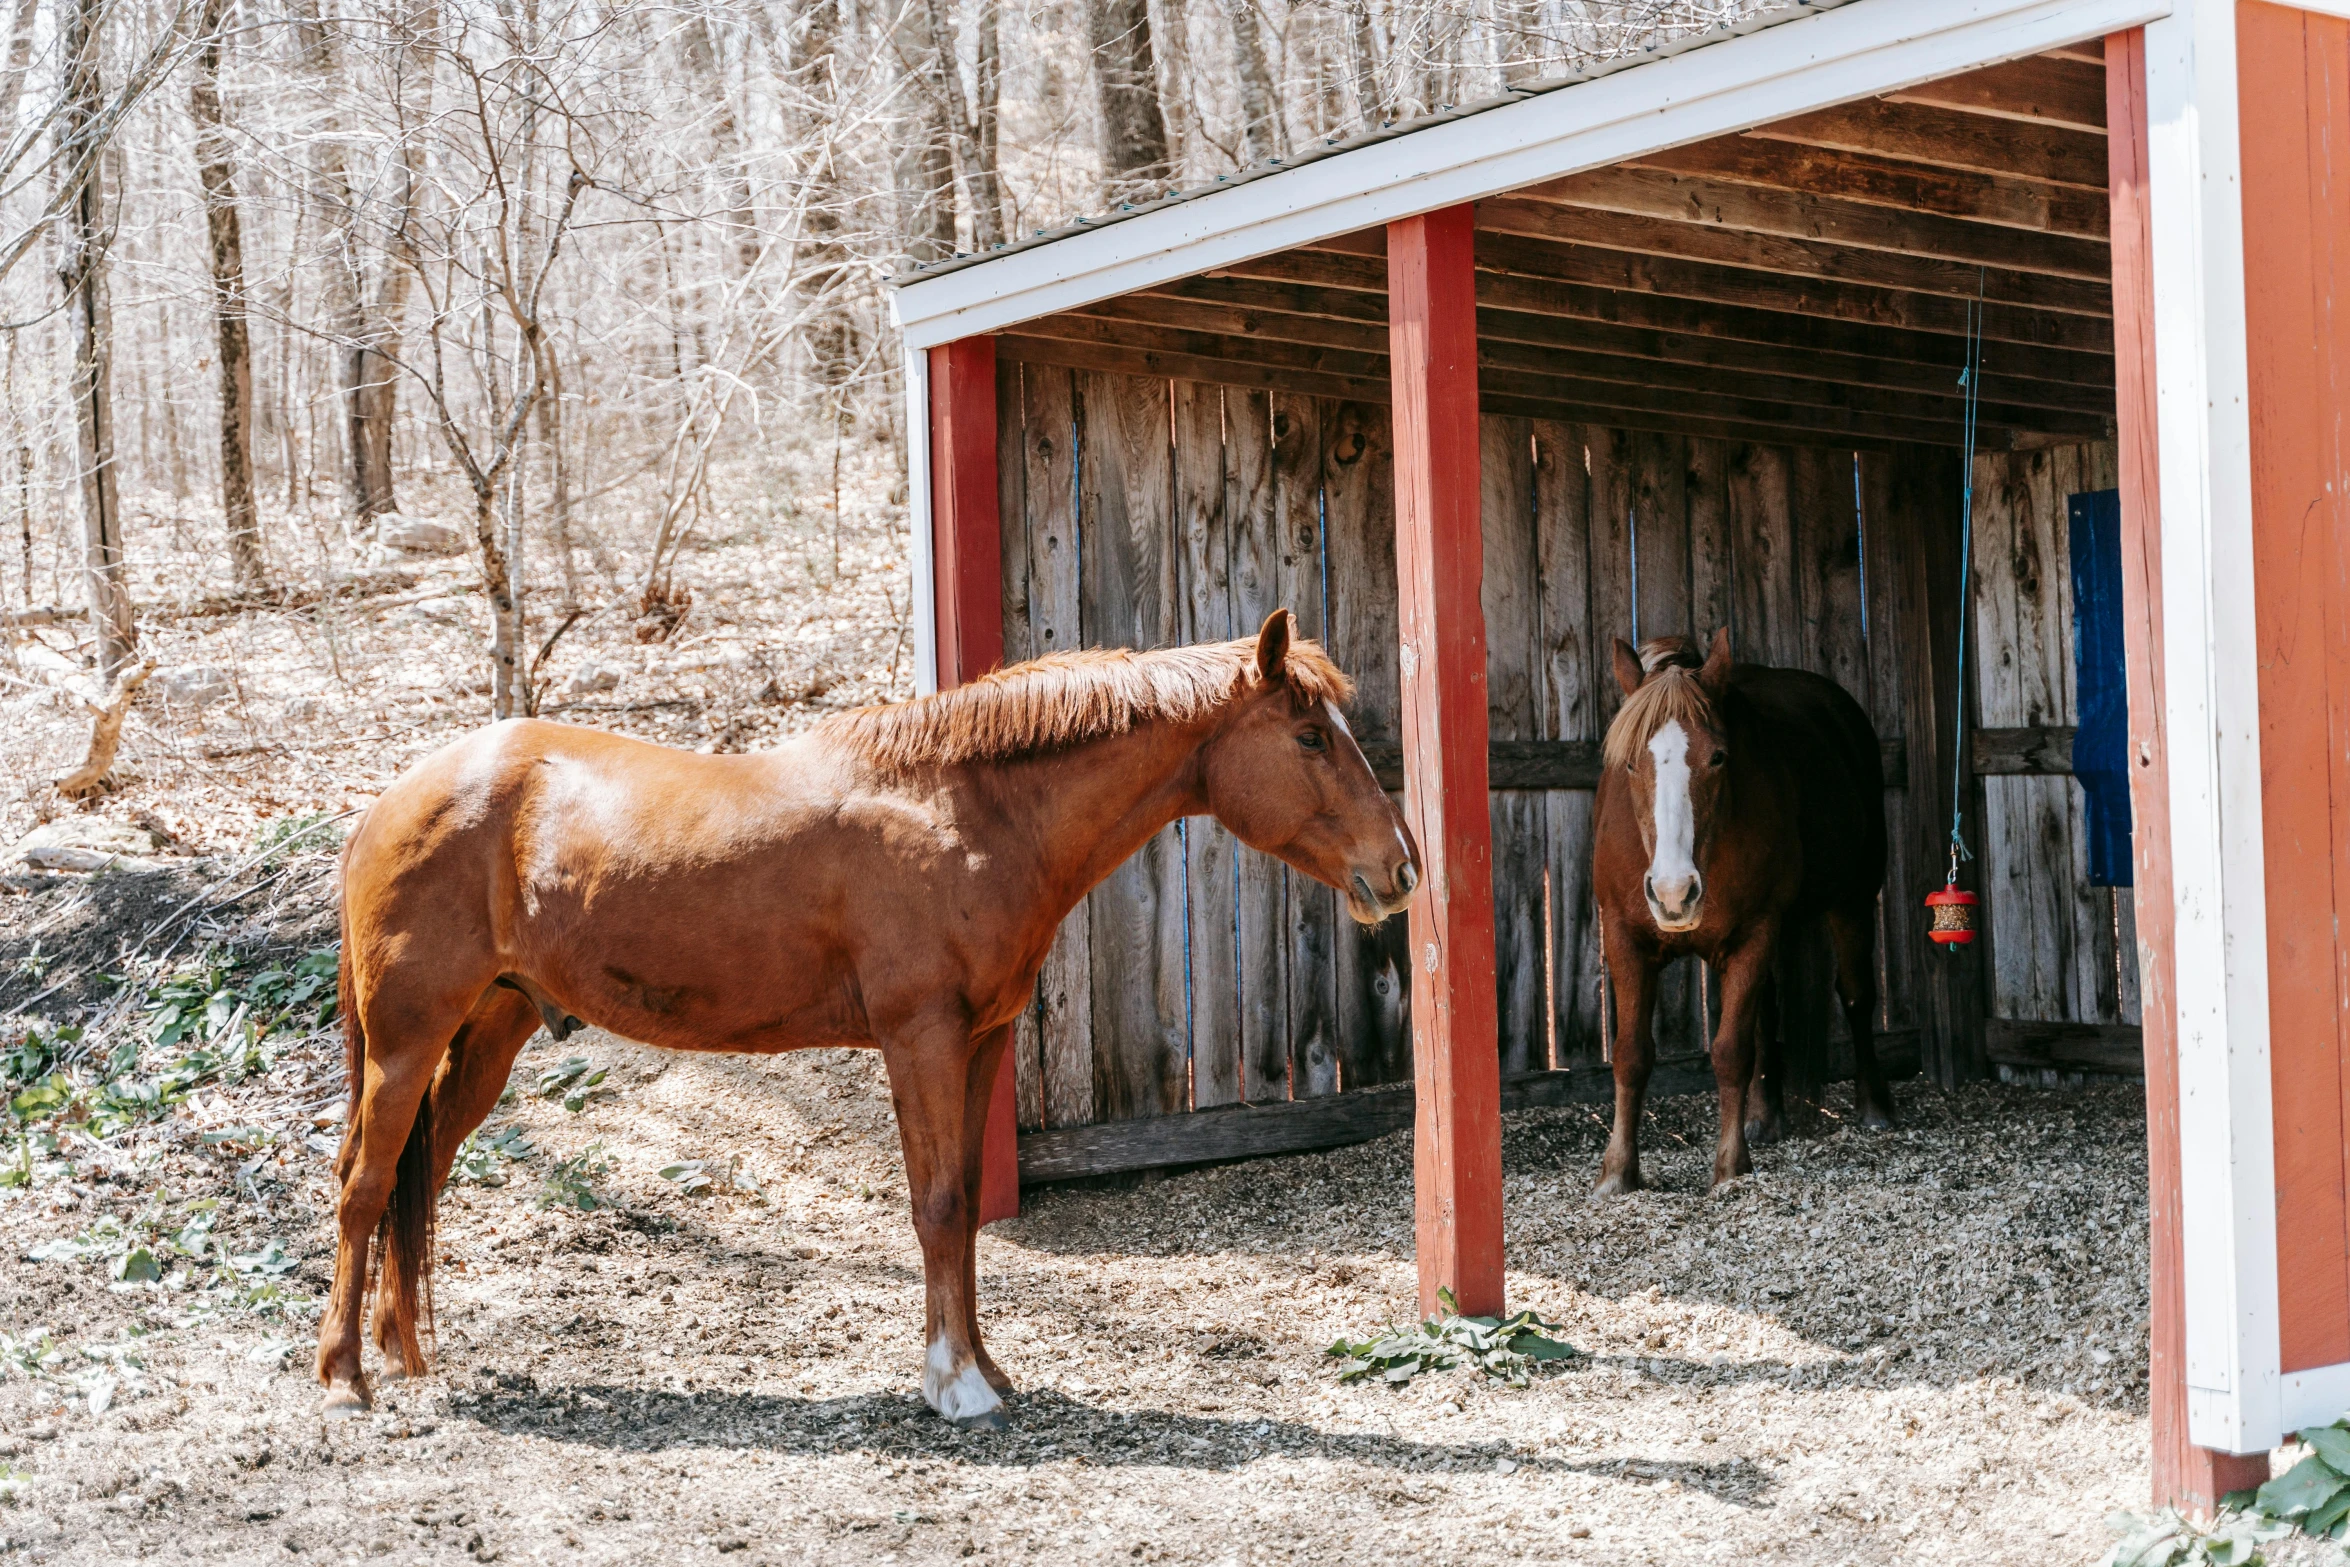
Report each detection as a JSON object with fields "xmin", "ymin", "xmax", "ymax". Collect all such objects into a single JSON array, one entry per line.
[{"xmin": 923, "ymin": 1340, "xmax": 1003, "ymax": 1425}]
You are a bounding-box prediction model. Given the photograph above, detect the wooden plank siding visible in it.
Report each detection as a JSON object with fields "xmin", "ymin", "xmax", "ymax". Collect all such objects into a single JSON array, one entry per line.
[
  {"xmin": 1968, "ymin": 440, "xmax": 2142, "ymax": 1046},
  {"xmin": 994, "ymin": 367, "xmax": 1948, "ymax": 1165}
]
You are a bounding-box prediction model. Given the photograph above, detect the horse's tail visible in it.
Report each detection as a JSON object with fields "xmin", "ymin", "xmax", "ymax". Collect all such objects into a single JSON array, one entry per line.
[{"xmin": 373, "ymin": 1085, "xmax": 438, "ymax": 1374}]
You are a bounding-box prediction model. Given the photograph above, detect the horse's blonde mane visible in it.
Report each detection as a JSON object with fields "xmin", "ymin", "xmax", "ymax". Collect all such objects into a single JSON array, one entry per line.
[
  {"xmin": 826, "ymin": 635, "xmax": 1355, "ymax": 770},
  {"xmin": 1602, "ymin": 663, "xmax": 1718, "ymax": 771}
]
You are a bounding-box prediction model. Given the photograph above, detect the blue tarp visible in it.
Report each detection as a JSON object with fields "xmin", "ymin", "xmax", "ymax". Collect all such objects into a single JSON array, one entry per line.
[{"xmin": 2068, "ymin": 489, "xmax": 2132, "ymax": 886}]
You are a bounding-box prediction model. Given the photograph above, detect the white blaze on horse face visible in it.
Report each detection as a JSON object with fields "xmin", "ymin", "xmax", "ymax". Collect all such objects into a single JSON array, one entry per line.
[
  {"xmin": 1646, "ymin": 720, "xmax": 1701, "ymax": 923},
  {"xmin": 924, "ymin": 1336, "xmax": 1000, "ymax": 1422}
]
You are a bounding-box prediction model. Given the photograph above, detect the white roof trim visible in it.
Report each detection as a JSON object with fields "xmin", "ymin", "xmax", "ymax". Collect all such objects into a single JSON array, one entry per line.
[{"xmin": 890, "ymin": 0, "xmax": 2167, "ymax": 351}]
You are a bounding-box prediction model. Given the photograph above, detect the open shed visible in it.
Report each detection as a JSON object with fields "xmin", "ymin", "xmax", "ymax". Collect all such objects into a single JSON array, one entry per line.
[{"xmin": 886, "ymin": 0, "xmax": 2350, "ymax": 1510}]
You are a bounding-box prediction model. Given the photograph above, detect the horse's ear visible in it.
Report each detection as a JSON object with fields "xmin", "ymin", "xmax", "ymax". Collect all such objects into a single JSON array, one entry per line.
[
  {"xmin": 1612, "ymin": 638, "xmax": 1645, "ymax": 697},
  {"xmin": 1699, "ymin": 626, "xmax": 1734, "ymax": 694},
  {"xmin": 1255, "ymin": 609, "xmax": 1293, "ymax": 686}
]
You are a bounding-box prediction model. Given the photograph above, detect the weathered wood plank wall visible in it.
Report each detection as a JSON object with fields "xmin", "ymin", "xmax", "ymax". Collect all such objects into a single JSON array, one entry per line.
[
  {"xmin": 998, "ymin": 364, "xmax": 1936, "ymax": 1133},
  {"xmin": 1968, "ymin": 443, "xmax": 2142, "ymax": 1037}
]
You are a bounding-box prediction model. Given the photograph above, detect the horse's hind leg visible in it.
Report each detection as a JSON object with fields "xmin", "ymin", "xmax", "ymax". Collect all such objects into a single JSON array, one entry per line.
[
  {"xmin": 879, "ymin": 1014, "xmax": 1006, "ymax": 1430},
  {"xmin": 1826, "ymin": 904, "xmax": 1895, "ymax": 1132},
  {"xmin": 314, "ymin": 972, "xmax": 480, "ymax": 1413},
  {"xmin": 373, "ymin": 984, "xmax": 542, "ymax": 1374},
  {"xmin": 957, "ymin": 1025, "xmax": 1015, "ymax": 1395}
]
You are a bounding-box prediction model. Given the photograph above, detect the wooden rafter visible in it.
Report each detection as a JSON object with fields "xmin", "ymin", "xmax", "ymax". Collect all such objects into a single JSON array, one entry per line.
[
  {"xmin": 1516, "ymin": 165, "xmax": 2110, "ymax": 279},
  {"xmin": 1750, "ymin": 100, "xmax": 2108, "ymax": 187},
  {"xmin": 1625, "ymin": 136, "xmax": 2110, "ymax": 239},
  {"xmin": 1883, "ymin": 55, "xmax": 2108, "ymax": 133},
  {"xmin": 1153, "ymin": 270, "xmax": 2118, "ymax": 392},
  {"xmin": 1104, "ymin": 287, "xmax": 2113, "ymax": 414},
  {"xmin": 1472, "ymin": 198, "xmax": 2112, "ymax": 314}
]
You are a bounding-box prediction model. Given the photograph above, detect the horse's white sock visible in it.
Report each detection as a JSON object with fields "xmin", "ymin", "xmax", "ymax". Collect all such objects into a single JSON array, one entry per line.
[{"xmin": 923, "ymin": 1336, "xmax": 1001, "ymax": 1421}]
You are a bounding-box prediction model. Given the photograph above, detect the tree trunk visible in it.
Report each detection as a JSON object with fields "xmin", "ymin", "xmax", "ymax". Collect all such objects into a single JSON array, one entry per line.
[
  {"xmin": 972, "ymin": 0, "xmax": 1004, "ymax": 248},
  {"xmin": 0, "ymin": 0, "xmax": 42, "ymax": 137},
  {"xmin": 1225, "ymin": 0, "xmax": 1282, "ymax": 164},
  {"xmin": 189, "ymin": 0, "xmax": 263, "ymax": 589},
  {"xmin": 789, "ymin": 0, "xmax": 858, "ymax": 397},
  {"xmin": 537, "ymin": 344, "xmax": 577, "ymax": 610},
  {"xmin": 1090, "ymin": 0, "xmax": 1172, "ymax": 201},
  {"xmin": 474, "ymin": 481, "xmax": 518, "ymax": 716},
  {"xmin": 889, "ymin": 0, "xmax": 956, "ymax": 264},
  {"xmin": 61, "ymin": 0, "xmax": 132, "ymax": 678}
]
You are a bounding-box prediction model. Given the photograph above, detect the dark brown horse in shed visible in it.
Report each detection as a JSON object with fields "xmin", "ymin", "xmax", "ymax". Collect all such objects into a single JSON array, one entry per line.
[
  {"xmin": 1590, "ymin": 630, "xmax": 1890, "ymax": 1196},
  {"xmin": 317, "ymin": 612, "xmax": 1419, "ymax": 1428}
]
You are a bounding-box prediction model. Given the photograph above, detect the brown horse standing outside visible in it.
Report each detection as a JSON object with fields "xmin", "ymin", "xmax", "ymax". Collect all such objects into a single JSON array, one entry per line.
[
  {"xmin": 1590, "ymin": 630, "xmax": 1890, "ymax": 1197},
  {"xmin": 318, "ymin": 612, "xmax": 1419, "ymax": 1428}
]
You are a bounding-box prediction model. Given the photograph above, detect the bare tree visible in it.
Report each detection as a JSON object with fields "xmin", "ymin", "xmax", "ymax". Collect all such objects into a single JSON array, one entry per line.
[
  {"xmin": 1089, "ymin": 0, "xmax": 1170, "ymax": 200},
  {"xmin": 188, "ymin": 0, "xmax": 263, "ymax": 588},
  {"xmin": 60, "ymin": 0, "xmax": 133, "ymax": 677},
  {"xmin": 1225, "ymin": 0, "xmax": 1282, "ymax": 163}
]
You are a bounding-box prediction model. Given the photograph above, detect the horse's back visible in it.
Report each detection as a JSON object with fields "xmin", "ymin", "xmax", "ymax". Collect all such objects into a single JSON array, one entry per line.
[{"xmin": 1728, "ymin": 665, "xmax": 1886, "ymax": 910}]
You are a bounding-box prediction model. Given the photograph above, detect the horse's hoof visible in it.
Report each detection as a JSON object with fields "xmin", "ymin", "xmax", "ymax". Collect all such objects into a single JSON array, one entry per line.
[
  {"xmin": 321, "ymin": 1378, "xmax": 371, "ymax": 1417},
  {"xmin": 950, "ymin": 1407, "xmax": 1010, "ymax": 1432},
  {"xmin": 1860, "ymin": 1109, "xmax": 1895, "ymax": 1134},
  {"xmin": 1744, "ymin": 1119, "xmax": 1782, "ymax": 1148},
  {"xmin": 1590, "ymin": 1171, "xmax": 1642, "ymax": 1199}
]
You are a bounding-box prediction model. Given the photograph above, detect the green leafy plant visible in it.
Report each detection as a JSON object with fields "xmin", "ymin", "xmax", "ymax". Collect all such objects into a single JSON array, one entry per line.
[
  {"xmin": 1326, "ymin": 1289, "xmax": 1578, "ymax": 1387},
  {"xmin": 538, "ymin": 1142, "xmax": 611, "ymax": 1210},
  {"xmin": 535, "ymin": 1056, "xmax": 607, "ymax": 1113},
  {"xmin": 0, "ymin": 1330, "xmax": 63, "ymax": 1381},
  {"xmin": 659, "ymin": 1160, "xmax": 714, "ymax": 1196},
  {"xmin": 452, "ymin": 1124, "xmax": 535, "ymax": 1185},
  {"xmin": 2248, "ymin": 1417, "xmax": 2350, "ymax": 1540},
  {"xmin": 254, "ymin": 812, "xmax": 344, "ymax": 868},
  {"xmin": 2104, "ymin": 1507, "xmax": 2292, "ymax": 1566}
]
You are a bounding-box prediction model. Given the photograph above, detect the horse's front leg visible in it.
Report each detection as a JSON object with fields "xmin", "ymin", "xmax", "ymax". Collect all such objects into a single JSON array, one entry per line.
[
  {"xmin": 958, "ymin": 1023, "xmax": 1015, "ymax": 1395},
  {"xmin": 1594, "ymin": 921, "xmax": 1657, "ymax": 1198},
  {"xmin": 1708, "ymin": 935, "xmax": 1775, "ymax": 1190},
  {"xmin": 879, "ymin": 1014, "xmax": 1007, "ymax": 1430}
]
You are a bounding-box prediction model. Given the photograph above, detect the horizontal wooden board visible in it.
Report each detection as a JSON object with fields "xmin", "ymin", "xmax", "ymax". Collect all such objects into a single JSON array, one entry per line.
[
  {"xmin": 1973, "ymin": 724, "xmax": 2078, "ymax": 774},
  {"xmin": 1354, "ymin": 737, "xmax": 1911, "ymax": 791},
  {"xmin": 1985, "ymin": 1018, "xmax": 2143, "ymax": 1074},
  {"xmin": 1017, "ymin": 1035, "xmax": 1922, "ymax": 1184},
  {"xmin": 1627, "ymin": 136, "xmax": 2112, "ymax": 239}
]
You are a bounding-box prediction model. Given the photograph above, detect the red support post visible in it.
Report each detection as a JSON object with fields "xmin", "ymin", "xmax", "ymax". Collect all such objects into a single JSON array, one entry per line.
[
  {"xmin": 1387, "ymin": 205, "xmax": 1506, "ymax": 1320},
  {"xmin": 2106, "ymin": 27, "xmax": 2269, "ymax": 1512},
  {"xmin": 928, "ymin": 336, "xmax": 1020, "ymax": 1226}
]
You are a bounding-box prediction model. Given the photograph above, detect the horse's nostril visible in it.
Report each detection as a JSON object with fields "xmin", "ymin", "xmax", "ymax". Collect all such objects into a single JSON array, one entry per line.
[
  {"xmin": 1353, "ymin": 873, "xmax": 1379, "ymax": 910},
  {"xmin": 1397, "ymin": 863, "xmax": 1419, "ymax": 894}
]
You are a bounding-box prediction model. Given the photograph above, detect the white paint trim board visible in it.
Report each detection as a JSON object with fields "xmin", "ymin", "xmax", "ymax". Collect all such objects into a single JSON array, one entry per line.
[
  {"xmin": 2283, "ymin": 1362, "xmax": 2350, "ymax": 1434},
  {"xmin": 2144, "ymin": 0, "xmax": 2284, "ymax": 1455},
  {"xmin": 903, "ymin": 343, "xmax": 938, "ymax": 698},
  {"xmin": 888, "ymin": 0, "xmax": 2170, "ymax": 349}
]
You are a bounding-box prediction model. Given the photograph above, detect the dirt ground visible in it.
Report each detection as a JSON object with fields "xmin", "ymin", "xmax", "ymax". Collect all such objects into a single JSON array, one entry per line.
[{"xmin": 1, "ymin": 952, "xmax": 2205, "ymax": 1567}]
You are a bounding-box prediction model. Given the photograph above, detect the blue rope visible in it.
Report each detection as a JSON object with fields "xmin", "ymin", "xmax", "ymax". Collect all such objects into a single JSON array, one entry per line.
[{"xmin": 1947, "ymin": 271, "xmax": 1986, "ymax": 888}]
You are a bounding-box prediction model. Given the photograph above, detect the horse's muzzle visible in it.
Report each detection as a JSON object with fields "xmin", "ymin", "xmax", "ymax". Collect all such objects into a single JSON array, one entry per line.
[
  {"xmin": 1348, "ymin": 858, "xmax": 1421, "ymax": 923},
  {"xmin": 1645, "ymin": 872, "xmax": 1704, "ymax": 930}
]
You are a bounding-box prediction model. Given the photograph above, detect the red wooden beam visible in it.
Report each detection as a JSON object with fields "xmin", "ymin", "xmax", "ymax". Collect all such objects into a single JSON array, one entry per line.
[
  {"xmin": 928, "ymin": 336, "xmax": 1020, "ymax": 1226},
  {"xmin": 2105, "ymin": 26, "xmax": 2269, "ymax": 1513},
  {"xmin": 1387, "ymin": 204, "xmax": 1506, "ymax": 1319}
]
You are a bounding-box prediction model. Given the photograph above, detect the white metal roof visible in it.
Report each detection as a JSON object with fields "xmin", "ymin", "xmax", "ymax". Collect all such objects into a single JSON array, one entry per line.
[{"xmin": 887, "ymin": 0, "xmax": 2165, "ymax": 350}]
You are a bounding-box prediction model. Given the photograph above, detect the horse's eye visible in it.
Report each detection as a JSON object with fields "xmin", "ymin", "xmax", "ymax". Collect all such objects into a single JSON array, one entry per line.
[
  {"xmin": 1710, "ymin": 749, "xmax": 1727, "ymax": 768},
  {"xmin": 1298, "ymin": 729, "xmax": 1326, "ymax": 753}
]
